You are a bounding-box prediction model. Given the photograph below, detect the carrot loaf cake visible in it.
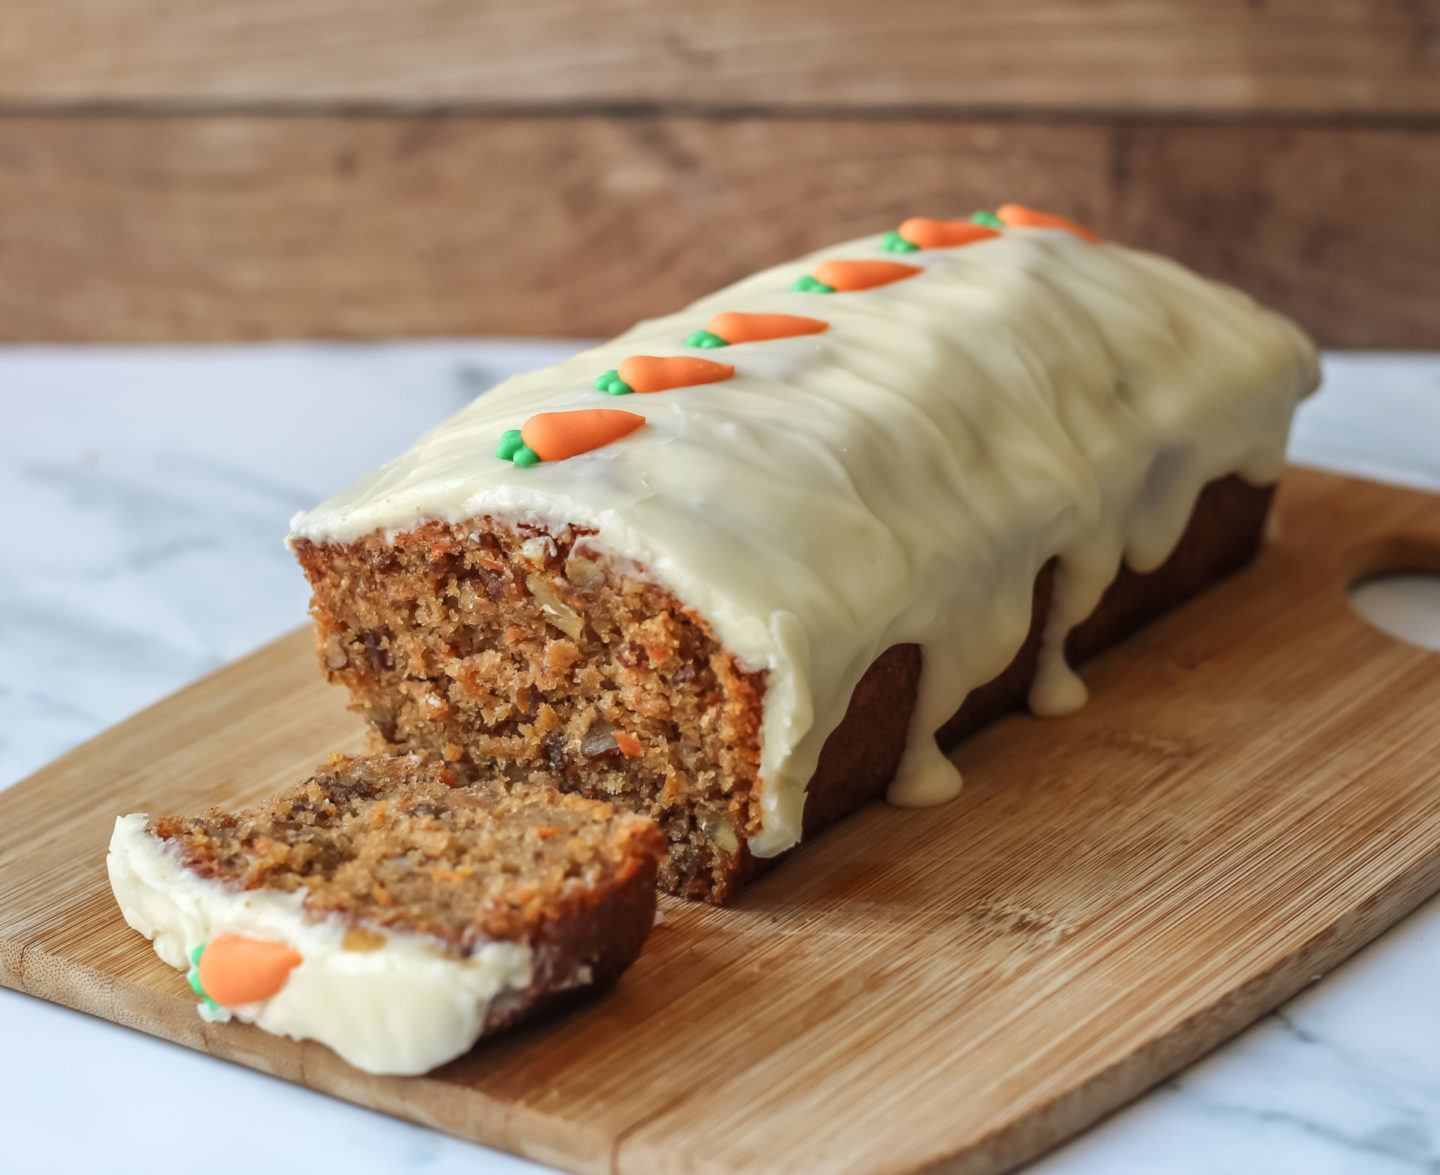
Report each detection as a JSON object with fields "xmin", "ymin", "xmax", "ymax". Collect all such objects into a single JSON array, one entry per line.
[
  {"xmin": 107, "ymin": 753, "xmax": 664, "ymax": 1074},
  {"xmin": 288, "ymin": 206, "xmax": 1321, "ymax": 902}
]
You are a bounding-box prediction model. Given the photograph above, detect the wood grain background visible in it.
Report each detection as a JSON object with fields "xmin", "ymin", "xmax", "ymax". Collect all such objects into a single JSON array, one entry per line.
[{"xmin": 2, "ymin": 1, "xmax": 1437, "ymax": 344}]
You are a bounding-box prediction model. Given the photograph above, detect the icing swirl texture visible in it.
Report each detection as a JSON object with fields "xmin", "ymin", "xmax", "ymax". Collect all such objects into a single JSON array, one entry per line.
[{"xmin": 289, "ymin": 226, "xmax": 1320, "ymax": 858}]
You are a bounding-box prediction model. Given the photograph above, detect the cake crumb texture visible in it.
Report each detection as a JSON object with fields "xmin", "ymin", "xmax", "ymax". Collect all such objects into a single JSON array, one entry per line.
[
  {"xmin": 294, "ymin": 523, "xmax": 763, "ymax": 901},
  {"xmin": 153, "ymin": 752, "xmax": 666, "ymax": 953}
]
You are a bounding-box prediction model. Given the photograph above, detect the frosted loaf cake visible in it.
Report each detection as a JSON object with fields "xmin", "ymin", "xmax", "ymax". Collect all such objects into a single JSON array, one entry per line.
[{"xmin": 288, "ymin": 207, "xmax": 1320, "ymax": 901}]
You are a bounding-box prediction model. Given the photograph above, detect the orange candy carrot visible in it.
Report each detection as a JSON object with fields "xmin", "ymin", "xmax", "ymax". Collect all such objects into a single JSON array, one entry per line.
[
  {"xmin": 812, "ymin": 259, "xmax": 923, "ymax": 293},
  {"xmin": 521, "ymin": 409, "xmax": 645, "ymax": 462},
  {"xmin": 898, "ymin": 218, "xmax": 1001, "ymax": 250},
  {"xmin": 617, "ymin": 355, "xmax": 734, "ymax": 394},
  {"xmin": 708, "ymin": 312, "xmax": 829, "ymax": 344},
  {"xmin": 995, "ymin": 204, "xmax": 1100, "ymax": 243},
  {"xmin": 197, "ymin": 934, "xmax": 302, "ymax": 1006}
]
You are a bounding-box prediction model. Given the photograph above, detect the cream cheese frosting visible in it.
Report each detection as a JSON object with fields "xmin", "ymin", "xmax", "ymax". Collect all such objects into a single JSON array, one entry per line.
[
  {"xmin": 107, "ymin": 813, "xmax": 534, "ymax": 1075},
  {"xmin": 288, "ymin": 225, "xmax": 1320, "ymax": 858}
]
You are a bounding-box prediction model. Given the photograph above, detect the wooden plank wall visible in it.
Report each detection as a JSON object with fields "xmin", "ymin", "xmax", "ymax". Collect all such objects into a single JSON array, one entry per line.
[{"xmin": 1, "ymin": 1, "xmax": 1437, "ymax": 345}]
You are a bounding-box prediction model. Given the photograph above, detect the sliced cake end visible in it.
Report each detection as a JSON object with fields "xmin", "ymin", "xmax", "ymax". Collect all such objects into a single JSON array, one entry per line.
[{"xmin": 108, "ymin": 752, "xmax": 665, "ymax": 1075}]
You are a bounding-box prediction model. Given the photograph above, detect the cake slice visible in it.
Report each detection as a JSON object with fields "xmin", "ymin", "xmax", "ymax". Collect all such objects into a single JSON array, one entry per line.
[
  {"xmin": 107, "ymin": 753, "xmax": 665, "ymax": 1075},
  {"xmin": 288, "ymin": 206, "xmax": 1321, "ymax": 902}
]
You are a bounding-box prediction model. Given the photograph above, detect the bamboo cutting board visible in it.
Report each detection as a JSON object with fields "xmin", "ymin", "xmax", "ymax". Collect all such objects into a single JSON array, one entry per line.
[{"xmin": 3, "ymin": 467, "xmax": 1440, "ymax": 1175}]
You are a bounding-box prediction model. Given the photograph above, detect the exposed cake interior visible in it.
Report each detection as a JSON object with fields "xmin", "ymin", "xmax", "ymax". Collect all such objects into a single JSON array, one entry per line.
[
  {"xmin": 294, "ymin": 526, "xmax": 762, "ymax": 901},
  {"xmin": 151, "ymin": 752, "xmax": 665, "ymax": 950}
]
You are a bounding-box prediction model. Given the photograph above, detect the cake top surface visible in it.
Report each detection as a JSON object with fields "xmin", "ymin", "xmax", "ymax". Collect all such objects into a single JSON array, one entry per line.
[
  {"xmin": 151, "ymin": 753, "xmax": 664, "ymax": 951},
  {"xmin": 289, "ymin": 211, "xmax": 1320, "ymax": 856}
]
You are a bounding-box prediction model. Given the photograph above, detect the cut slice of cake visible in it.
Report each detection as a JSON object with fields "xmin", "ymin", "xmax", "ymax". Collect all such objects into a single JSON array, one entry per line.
[{"xmin": 107, "ymin": 753, "xmax": 665, "ymax": 1075}]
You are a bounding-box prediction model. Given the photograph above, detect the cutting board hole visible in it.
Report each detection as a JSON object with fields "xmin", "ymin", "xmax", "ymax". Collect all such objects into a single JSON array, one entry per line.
[{"xmin": 1349, "ymin": 571, "xmax": 1440, "ymax": 652}]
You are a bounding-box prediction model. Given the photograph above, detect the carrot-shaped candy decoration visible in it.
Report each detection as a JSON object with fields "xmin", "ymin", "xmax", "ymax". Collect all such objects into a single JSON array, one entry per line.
[
  {"xmin": 189, "ymin": 934, "xmax": 302, "ymax": 1012},
  {"xmin": 686, "ymin": 312, "xmax": 829, "ymax": 349},
  {"xmin": 593, "ymin": 355, "xmax": 734, "ymax": 397},
  {"xmin": 498, "ymin": 408, "xmax": 645, "ymax": 467},
  {"xmin": 994, "ymin": 204, "xmax": 1100, "ymax": 242},
  {"xmin": 793, "ymin": 259, "xmax": 922, "ymax": 294},
  {"xmin": 881, "ymin": 217, "xmax": 1001, "ymax": 253}
]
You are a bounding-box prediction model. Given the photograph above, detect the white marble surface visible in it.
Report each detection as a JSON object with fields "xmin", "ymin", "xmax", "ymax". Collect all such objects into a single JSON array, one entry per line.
[{"xmin": 2, "ymin": 345, "xmax": 1439, "ymax": 1173}]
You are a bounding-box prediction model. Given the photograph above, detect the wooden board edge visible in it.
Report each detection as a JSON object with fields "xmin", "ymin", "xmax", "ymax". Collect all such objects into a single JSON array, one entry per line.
[{"xmin": 898, "ymin": 823, "xmax": 1440, "ymax": 1175}]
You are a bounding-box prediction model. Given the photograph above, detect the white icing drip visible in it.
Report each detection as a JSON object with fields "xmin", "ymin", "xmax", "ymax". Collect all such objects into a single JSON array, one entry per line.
[
  {"xmin": 888, "ymin": 735, "xmax": 964, "ymax": 809},
  {"xmin": 106, "ymin": 814, "xmax": 533, "ymax": 1075},
  {"xmin": 287, "ymin": 228, "xmax": 1319, "ymax": 857}
]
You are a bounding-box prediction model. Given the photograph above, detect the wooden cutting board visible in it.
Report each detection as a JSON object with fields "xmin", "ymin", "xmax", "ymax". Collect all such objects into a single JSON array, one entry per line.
[{"xmin": 3, "ymin": 467, "xmax": 1440, "ymax": 1175}]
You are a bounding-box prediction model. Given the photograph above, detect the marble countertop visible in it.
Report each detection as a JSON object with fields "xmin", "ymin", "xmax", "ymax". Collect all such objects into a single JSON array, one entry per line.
[{"xmin": 3, "ymin": 344, "xmax": 1438, "ymax": 1173}]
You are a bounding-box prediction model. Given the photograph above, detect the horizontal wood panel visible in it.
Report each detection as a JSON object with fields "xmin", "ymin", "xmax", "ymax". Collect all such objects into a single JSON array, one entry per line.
[
  {"xmin": 1, "ymin": 115, "xmax": 1435, "ymax": 346},
  {"xmin": 2, "ymin": 1, "xmax": 1439, "ymax": 116}
]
